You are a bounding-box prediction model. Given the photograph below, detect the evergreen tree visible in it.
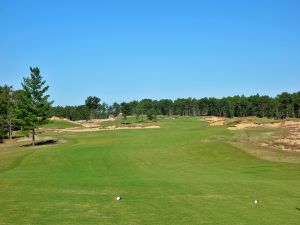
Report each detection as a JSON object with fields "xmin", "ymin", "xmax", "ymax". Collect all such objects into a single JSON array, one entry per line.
[
  {"xmin": 146, "ymin": 108, "xmax": 157, "ymax": 120},
  {"xmin": 0, "ymin": 85, "xmax": 16, "ymax": 141},
  {"xmin": 17, "ymin": 67, "xmax": 53, "ymax": 146},
  {"xmin": 85, "ymin": 96, "xmax": 100, "ymax": 120},
  {"xmin": 120, "ymin": 102, "xmax": 131, "ymax": 121}
]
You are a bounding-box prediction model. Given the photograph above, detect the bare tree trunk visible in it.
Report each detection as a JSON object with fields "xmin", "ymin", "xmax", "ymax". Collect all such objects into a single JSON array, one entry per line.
[
  {"xmin": 32, "ymin": 128, "xmax": 35, "ymax": 146},
  {"xmin": 9, "ymin": 118, "xmax": 12, "ymax": 141},
  {"xmin": 293, "ymin": 110, "xmax": 295, "ymax": 118}
]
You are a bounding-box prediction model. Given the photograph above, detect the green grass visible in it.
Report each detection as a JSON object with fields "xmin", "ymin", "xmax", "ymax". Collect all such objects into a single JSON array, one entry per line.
[
  {"xmin": 41, "ymin": 120, "xmax": 81, "ymax": 129},
  {"xmin": 100, "ymin": 116, "xmax": 156, "ymax": 127},
  {"xmin": 0, "ymin": 118, "xmax": 299, "ymax": 225}
]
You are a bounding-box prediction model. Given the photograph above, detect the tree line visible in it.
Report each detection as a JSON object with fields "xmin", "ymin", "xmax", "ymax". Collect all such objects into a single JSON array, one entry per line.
[
  {"xmin": 50, "ymin": 92, "xmax": 300, "ymax": 121},
  {"xmin": 1, "ymin": 67, "xmax": 300, "ymax": 144}
]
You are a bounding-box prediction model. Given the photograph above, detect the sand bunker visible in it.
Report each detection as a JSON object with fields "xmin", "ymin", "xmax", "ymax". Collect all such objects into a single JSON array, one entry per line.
[
  {"xmin": 203, "ymin": 116, "xmax": 225, "ymax": 126},
  {"xmin": 55, "ymin": 125, "xmax": 160, "ymax": 133}
]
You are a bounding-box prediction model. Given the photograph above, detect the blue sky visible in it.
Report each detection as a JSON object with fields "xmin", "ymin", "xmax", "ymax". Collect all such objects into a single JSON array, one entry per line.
[{"xmin": 0, "ymin": 0, "xmax": 299, "ymax": 106}]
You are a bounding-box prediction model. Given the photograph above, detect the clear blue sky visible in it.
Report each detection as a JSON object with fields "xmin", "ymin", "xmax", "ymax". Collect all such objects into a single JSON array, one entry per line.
[{"xmin": 0, "ymin": 0, "xmax": 299, "ymax": 106}]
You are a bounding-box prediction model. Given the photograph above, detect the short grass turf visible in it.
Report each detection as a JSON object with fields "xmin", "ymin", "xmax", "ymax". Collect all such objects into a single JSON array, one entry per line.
[
  {"xmin": 100, "ymin": 116, "xmax": 155, "ymax": 127},
  {"xmin": 0, "ymin": 118, "xmax": 299, "ymax": 225}
]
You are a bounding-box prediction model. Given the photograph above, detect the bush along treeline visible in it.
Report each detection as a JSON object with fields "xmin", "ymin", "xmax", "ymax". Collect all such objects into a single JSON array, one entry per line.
[
  {"xmin": 50, "ymin": 92, "xmax": 300, "ymax": 121},
  {"xmin": 1, "ymin": 66, "xmax": 300, "ymax": 143}
]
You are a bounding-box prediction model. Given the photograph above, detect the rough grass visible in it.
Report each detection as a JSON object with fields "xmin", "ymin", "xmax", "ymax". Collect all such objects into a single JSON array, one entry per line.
[
  {"xmin": 0, "ymin": 118, "xmax": 299, "ymax": 225},
  {"xmin": 41, "ymin": 120, "xmax": 81, "ymax": 129},
  {"xmin": 224, "ymin": 116, "xmax": 277, "ymax": 126}
]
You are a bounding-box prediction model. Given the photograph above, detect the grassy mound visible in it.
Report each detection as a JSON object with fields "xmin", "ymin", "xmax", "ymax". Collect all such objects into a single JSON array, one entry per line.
[{"xmin": 41, "ymin": 120, "xmax": 81, "ymax": 129}]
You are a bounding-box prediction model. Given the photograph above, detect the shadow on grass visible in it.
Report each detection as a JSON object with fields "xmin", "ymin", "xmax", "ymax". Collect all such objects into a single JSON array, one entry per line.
[
  {"xmin": 21, "ymin": 139, "xmax": 58, "ymax": 147},
  {"xmin": 121, "ymin": 119, "xmax": 157, "ymax": 124}
]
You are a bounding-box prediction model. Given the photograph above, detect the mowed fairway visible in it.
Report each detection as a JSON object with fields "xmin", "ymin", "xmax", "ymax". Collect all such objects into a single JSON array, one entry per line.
[{"xmin": 0, "ymin": 118, "xmax": 299, "ymax": 225}]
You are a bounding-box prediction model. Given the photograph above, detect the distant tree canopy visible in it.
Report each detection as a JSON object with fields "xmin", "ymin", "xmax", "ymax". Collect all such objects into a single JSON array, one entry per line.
[{"xmin": 49, "ymin": 91, "xmax": 300, "ymax": 121}]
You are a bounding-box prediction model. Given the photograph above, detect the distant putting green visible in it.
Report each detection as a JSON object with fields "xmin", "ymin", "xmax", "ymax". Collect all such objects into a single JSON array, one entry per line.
[
  {"xmin": 0, "ymin": 118, "xmax": 299, "ymax": 225},
  {"xmin": 100, "ymin": 116, "xmax": 155, "ymax": 127}
]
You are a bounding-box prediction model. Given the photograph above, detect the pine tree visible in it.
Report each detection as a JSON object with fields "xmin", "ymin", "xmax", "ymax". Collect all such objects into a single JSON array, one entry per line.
[
  {"xmin": 85, "ymin": 96, "xmax": 100, "ymax": 120},
  {"xmin": 0, "ymin": 85, "xmax": 15, "ymax": 141},
  {"xmin": 17, "ymin": 67, "xmax": 53, "ymax": 146}
]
